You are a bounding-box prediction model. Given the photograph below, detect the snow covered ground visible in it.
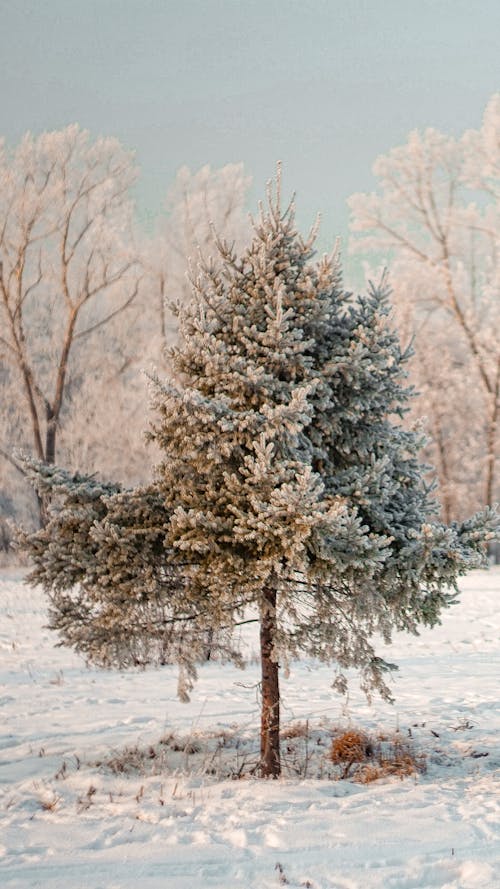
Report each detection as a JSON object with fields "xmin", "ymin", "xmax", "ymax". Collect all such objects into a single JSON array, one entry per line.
[{"xmin": 1, "ymin": 568, "xmax": 499, "ymax": 889}]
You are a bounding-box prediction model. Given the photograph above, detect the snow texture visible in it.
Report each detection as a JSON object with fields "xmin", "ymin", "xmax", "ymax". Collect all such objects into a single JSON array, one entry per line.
[{"xmin": 1, "ymin": 568, "xmax": 499, "ymax": 888}]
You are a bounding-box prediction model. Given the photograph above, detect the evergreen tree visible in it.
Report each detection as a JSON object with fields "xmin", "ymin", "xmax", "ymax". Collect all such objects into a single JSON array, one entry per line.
[{"xmin": 19, "ymin": 173, "xmax": 498, "ymax": 777}]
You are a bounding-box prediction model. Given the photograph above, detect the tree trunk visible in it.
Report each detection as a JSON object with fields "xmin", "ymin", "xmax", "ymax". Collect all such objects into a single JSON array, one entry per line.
[
  {"xmin": 35, "ymin": 414, "xmax": 57, "ymax": 527},
  {"xmin": 259, "ymin": 587, "xmax": 280, "ymax": 778},
  {"xmin": 45, "ymin": 415, "xmax": 57, "ymax": 466},
  {"xmin": 36, "ymin": 491, "xmax": 48, "ymax": 529},
  {"xmin": 431, "ymin": 411, "xmax": 453, "ymax": 524},
  {"xmin": 485, "ymin": 378, "xmax": 499, "ymax": 510}
]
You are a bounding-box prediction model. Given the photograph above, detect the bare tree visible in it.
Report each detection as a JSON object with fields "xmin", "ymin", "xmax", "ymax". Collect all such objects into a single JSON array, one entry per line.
[
  {"xmin": 348, "ymin": 95, "xmax": 500, "ymax": 516},
  {"xmin": 0, "ymin": 125, "xmax": 141, "ymax": 523},
  {"xmin": 141, "ymin": 163, "xmax": 252, "ymax": 368}
]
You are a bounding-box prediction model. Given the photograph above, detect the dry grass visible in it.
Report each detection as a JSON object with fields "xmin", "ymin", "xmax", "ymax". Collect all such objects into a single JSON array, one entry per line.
[
  {"xmin": 330, "ymin": 730, "xmax": 371, "ymax": 766},
  {"xmin": 90, "ymin": 723, "xmax": 426, "ymax": 783},
  {"xmin": 95, "ymin": 744, "xmax": 169, "ymax": 775},
  {"xmin": 280, "ymin": 721, "xmax": 310, "ymax": 740},
  {"xmin": 160, "ymin": 733, "xmax": 202, "ymax": 754},
  {"xmin": 329, "ymin": 728, "xmax": 426, "ymax": 782}
]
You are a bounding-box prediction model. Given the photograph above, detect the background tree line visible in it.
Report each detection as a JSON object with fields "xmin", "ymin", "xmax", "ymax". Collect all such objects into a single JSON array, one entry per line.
[
  {"xmin": 1, "ymin": 95, "xmax": 498, "ymax": 552},
  {"xmin": 0, "ymin": 130, "xmax": 251, "ymax": 540}
]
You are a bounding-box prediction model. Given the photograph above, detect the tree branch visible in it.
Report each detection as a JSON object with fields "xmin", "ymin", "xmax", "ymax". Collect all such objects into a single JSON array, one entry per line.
[{"xmin": 74, "ymin": 280, "xmax": 139, "ymax": 340}]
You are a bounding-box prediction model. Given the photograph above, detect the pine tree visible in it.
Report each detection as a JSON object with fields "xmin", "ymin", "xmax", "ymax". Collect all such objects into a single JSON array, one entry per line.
[{"xmin": 19, "ymin": 172, "xmax": 498, "ymax": 777}]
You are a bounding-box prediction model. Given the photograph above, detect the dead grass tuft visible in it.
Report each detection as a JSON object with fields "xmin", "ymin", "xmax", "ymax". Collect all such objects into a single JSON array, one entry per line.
[
  {"xmin": 95, "ymin": 744, "xmax": 168, "ymax": 775},
  {"xmin": 280, "ymin": 721, "xmax": 310, "ymax": 740},
  {"xmin": 330, "ymin": 729, "xmax": 371, "ymax": 764},
  {"xmin": 330, "ymin": 728, "xmax": 426, "ymax": 782}
]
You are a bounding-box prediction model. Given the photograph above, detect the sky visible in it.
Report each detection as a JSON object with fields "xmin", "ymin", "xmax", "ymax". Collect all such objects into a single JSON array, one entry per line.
[{"xmin": 1, "ymin": 0, "xmax": 499, "ymax": 279}]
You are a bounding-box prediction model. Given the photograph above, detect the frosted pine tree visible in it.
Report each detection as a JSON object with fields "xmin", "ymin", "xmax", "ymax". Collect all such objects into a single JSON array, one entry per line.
[
  {"xmin": 18, "ymin": 459, "xmax": 240, "ymax": 691},
  {"xmin": 20, "ymin": 172, "xmax": 498, "ymax": 777}
]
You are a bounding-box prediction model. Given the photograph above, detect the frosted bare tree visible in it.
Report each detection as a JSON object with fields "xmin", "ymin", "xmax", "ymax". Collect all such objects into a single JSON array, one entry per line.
[
  {"xmin": 0, "ymin": 125, "xmax": 141, "ymax": 523},
  {"xmin": 348, "ymin": 94, "xmax": 500, "ymax": 517},
  {"xmin": 141, "ymin": 163, "xmax": 251, "ymax": 368}
]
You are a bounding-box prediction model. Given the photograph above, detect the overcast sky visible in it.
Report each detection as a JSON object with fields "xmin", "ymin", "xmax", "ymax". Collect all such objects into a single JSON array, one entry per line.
[{"xmin": 1, "ymin": 0, "xmax": 499, "ymax": 275}]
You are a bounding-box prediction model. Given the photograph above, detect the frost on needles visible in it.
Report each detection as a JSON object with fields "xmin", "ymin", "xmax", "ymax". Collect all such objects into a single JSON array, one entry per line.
[{"xmin": 19, "ymin": 171, "xmax": 499, "ymax": 777}]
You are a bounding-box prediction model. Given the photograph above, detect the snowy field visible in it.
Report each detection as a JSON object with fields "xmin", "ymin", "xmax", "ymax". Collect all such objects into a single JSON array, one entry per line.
[{"xmin": 1, "ymin": 568, "xmax": 499, "ymax": 889}]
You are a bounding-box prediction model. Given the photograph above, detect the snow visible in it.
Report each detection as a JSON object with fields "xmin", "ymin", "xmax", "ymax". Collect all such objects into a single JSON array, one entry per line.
[{"xmin": 1, "ymin": 568, "xmax": 499, "ymax": 889}]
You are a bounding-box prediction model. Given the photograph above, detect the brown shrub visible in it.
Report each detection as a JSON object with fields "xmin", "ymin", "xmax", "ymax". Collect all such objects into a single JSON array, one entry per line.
[
  {"xmin": 329, "ymin": 729, "xmax": 372, "ymax": 777},
  {"xmin": 330, "ymin": 729, "xmax": 425, "ymax": 782}
]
